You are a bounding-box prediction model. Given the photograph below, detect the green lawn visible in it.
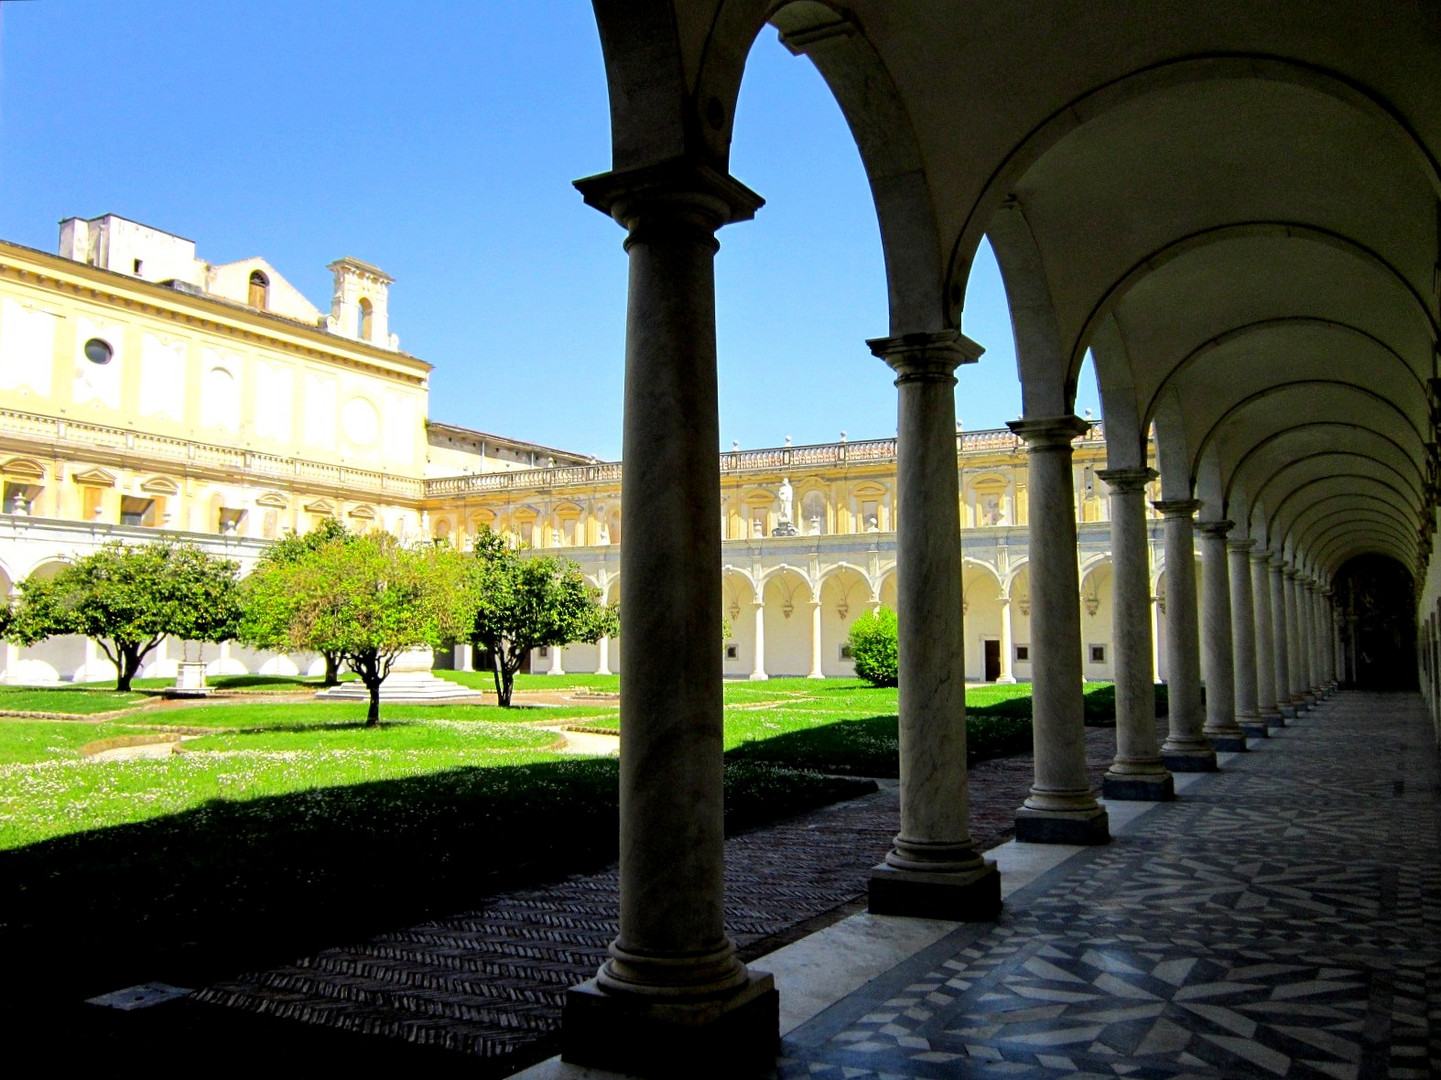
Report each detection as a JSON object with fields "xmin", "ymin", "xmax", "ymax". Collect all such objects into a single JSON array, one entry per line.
[{"xmin": 0, "ymin": 684, "xmax": 150, "ymax": 715}]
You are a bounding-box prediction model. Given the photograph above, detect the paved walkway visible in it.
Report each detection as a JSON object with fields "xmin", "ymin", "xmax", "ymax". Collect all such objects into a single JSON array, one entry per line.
[{"xmin": 775, "ymin": 691, "xmax": 1440, "ymax": 1079}]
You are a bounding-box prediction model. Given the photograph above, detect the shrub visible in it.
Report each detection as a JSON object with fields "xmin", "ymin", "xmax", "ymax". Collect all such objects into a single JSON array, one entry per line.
[{"xmin": 848, "ymin": 607, "xmax": 898, "ymax": 687}]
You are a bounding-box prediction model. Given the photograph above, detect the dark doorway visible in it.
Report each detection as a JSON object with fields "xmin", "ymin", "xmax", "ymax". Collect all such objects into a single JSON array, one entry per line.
[
  {"xmin": 984, "ymin": 639, "xmax": 1001, "ymax": 682},
  {"xmin": 1334, "ymin": 554, "xmax": 1417, "ymax": 691}
]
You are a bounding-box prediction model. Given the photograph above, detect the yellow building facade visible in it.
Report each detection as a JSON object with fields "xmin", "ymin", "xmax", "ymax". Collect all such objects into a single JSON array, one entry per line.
[{"xmin": 0, "ymin": 217, "xmax": 1167, "ymax": 685}]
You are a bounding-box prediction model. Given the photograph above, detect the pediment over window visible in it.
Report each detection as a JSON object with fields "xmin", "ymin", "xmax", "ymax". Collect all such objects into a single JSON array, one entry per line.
[
  {"xmin": 347, "ymin": 504, "xmax": 376, "ymax": 520},
  {"xmin": 72, "ymin": 467, "xmax": 116, "ymax": 488},
  {"xmin": 2, "ymin": 458, "xmax": 45, "ymax": 481},
  {"xmin": 255, "ymin": 491, "xmax": 290, "ymax": 510},
  {"xmin": 303, "ymin": 499, "xmax": 335, "ymax": 515},
  {"xmin": 139, "ymin": 475, "xmax": 180, "ymax": 496}
]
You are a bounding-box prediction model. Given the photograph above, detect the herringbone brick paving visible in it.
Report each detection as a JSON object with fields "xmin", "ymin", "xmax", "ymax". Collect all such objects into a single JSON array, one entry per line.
[{"xmin": 193, "ymin": 728, "xmax": 1117, "ymax": 1072}]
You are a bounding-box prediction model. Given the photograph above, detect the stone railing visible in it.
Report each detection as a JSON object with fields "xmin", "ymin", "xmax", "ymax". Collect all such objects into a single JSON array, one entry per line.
[
  {"xmin": 0, "ymin": 408, "xmax": 426, "ymax": 499},
  {"xmin": 425, "ymin": 422, "xmax": 1109, "ymax": 497}
]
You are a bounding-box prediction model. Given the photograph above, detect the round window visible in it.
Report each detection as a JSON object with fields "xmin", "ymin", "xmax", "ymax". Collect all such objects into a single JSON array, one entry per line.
[{"xmin": 83, "ymin": 338, "xmax": 113, "ymax": 365}]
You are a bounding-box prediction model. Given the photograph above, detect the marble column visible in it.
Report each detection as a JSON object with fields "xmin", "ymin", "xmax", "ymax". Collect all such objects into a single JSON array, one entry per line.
[
  {"xmin": 749, "ymin": 600, "xmax": 768, "ymax": 681},
  {"xmin": 563, "ymin": 163, "xmax": 775, "ymax": 1069},
  {"xmin": 1154, "ymin": 500, "xmax": 1217, "ymax": 770},
  {"xmin": 1197, "ymin": 521, "xmax": 1247, "ymax": 751},
  {"xmin": 1269, "ymin": 557, "xmax": 1296, "ymax": 718},
  {"xmin": 549, "ymin": 643, "xmax": 566, "ymax": 675},
  {"xmin": 1150, "ymin": 594, "xmax": 1163, "ymax": 682},
  {"xmin": 1099, "ymin": 467, "xmax": 1172, "ymax": 800},
  {"xmin": 1009, "ymin": 415, "xmax": 1109, "ymax": 843},
  {"xmin": 1285, "ymin": 567, "xmax": 1310, "ymax": 711},
  {"xmin": 807, "ymin": 601, "xmax": 825, "ymax": 680},
  {"xmin": 1251, "ymin": 550, "xmax": 1283, "ymax": 727},
  {"xmin": 997, "ymin": 597, "xmax": 1017, "ymax": 684},
  {"xmin": 1297, "ymin": 576, "xmax": 1316, "ymax": 702},
  {"xmin": 1229, "ymin": 539, "xmax": 1266, "ymax": 738},
  {"xmin": 595, "ymin": 635, "xmax": 612, "ymax": 677},
  {"xmin": 867, "ymin": 331, "xmax": 1000, "ymax": 917},
  {"xmin": 455, "ymin": 643, "xmax": 474, "ymax": 672}
]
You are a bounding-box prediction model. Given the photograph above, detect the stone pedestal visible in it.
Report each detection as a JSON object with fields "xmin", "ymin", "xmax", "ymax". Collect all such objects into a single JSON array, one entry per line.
[
  {"xmin": 1099, "ymin": 467, "xmax": 1173, "ymax": 801},
  {"xmin": 1010, "ymin": 416, "xmax": 1110, "ymax": 842},
  {"xmin": 867, "ymin": 331, "xmax": 1003, "ymax": 913},
  {"xmin": 164, "ymin": 660, "xmax": 211, "ymax": 698},
  {"xmin": 565, "ymin": 160, "xmax": 772, "ymax": 1071},
  {"xmin": 315, "ymin": 646, "xmax": 481, "ymax": 702},
  {"xmin": 1154, "ymin": 499, "xmax": 1217, "ymax": 772},
  {"xmin": 563, "ymin": 973, "xmax": 778, "ymax": 1077}
]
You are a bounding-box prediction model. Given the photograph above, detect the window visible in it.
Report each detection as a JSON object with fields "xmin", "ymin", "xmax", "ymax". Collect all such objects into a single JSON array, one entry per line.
[
  {"xmin": 839, "ymin": 644, "xmax": 854, "ymax": 660},
  {"xmin": 358, "ymin": 297, "xmax": 373, "ymax": 341},
  {"xmin": 248, "ymin": 270, "xmax": 269, "ymax": 310},
  {"xmin": 132, "ymin": 258, "xmax": 143, "ymax": 275},
  {"xmin": 120, "ymin": 496, "xmax": 156, "ymax": 527},
  {"xmin": 1089, "ymin": 644, "xmax": 1107, "ymax": 664},
  {"xmin": 1016, "ymin": 645, "xmax": 1030, "ymax": 662},
  {"xmin": 725, "ymin": 644, "xmax": 739, "ymax": 660},
  {"xmin": 83, "ymin": 338, "xmax": 113, "ymax": 365}
]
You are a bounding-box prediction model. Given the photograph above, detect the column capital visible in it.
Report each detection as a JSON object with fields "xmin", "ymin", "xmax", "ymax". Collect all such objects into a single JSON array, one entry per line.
[
  {"xmin": 1270, "ymin": 553, "xmax": 1286, "ymax": 568},
  {"xmin": 1097, "ymin": 466, "xmax": 1157, "ymax": 492},
  {"xmin": 1196, "ymin": 520, "xmax": 1235, "ymax": 539},
  {"xmin": 1007, "ymin": 414, "xmax": 1091, "ymax": 449},
  {"xmin": 1250, "ymin": 547, "xmax": 1273, "ymax": 564},
  {"xmin": 1284, "ymin": 566, "xmax": 1300, "ymax": 579},
  {"xmin": 1229, "ymin": 537, "xmax": 1257, "ymax": 553},
  {"xmin": 998, "ymin": 594, "xmax": 1011, "ymax": 607},
  {"xmin": 574, "ymin": 158, "xmax": 764, "ymax": 235},
  {"xmin": 867, "ymin": 330, "xmax": 983, "ymax": 384},
  {"xmin": 1151, "ymin": 498, "xmax": 1202, "ymax": 518}
]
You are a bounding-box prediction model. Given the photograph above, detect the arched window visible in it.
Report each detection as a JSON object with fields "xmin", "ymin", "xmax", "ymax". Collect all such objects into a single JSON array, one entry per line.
[
  {"xmin": 248, "ymin": 270, "xmax": 269, "ymax": 310},
  {"xmin": 357, "ymin": 297, "xmax": 374, "ymax": 341}
]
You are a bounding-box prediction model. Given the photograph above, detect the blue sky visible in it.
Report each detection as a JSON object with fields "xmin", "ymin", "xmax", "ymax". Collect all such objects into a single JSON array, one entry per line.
[{"xmin": 0, "ymin": 1, "xmax": 1097, "ymax": 461}]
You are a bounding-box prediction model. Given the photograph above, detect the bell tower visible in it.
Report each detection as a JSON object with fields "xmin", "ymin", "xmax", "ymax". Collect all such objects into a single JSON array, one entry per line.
[{"xmin": 326, "ymin": 257, "xmax": 398, "ymax": 350}]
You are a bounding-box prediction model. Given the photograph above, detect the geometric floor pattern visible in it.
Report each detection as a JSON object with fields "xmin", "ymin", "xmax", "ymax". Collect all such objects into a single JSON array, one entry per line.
[{"xmin": 781, "ymin": 691, "xmax": 1441, "ymax": 1079}]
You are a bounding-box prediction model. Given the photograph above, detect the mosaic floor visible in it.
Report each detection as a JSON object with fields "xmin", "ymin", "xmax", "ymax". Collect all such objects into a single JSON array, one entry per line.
[{"xmin": 780, "ymin": 692, "xmax": 1441, "ymax": 1079}]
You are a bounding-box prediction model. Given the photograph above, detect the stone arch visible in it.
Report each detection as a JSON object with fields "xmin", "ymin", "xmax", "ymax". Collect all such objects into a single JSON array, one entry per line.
[
  {"xmin": 761, "ymin": 564, "xmax": 814, "ymax": 676},
  {"xmin": 962, "ymin": 560, "xmax": 1005, "ymax": 681},
  {"xmin": 722, "ymin": 566, "xmax": 759, "ymax": 678}
]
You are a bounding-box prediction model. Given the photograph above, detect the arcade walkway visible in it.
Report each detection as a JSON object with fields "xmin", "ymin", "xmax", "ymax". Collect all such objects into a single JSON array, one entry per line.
[{"xmin": 770, "ymin": 691, "xmax": 1440, "ymax": 1079}]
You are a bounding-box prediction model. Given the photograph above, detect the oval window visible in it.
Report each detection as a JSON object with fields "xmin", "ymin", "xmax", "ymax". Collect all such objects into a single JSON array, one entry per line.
[{"xmin": 83, "ymin": 338, "xmax": 113, "ymax": 365}]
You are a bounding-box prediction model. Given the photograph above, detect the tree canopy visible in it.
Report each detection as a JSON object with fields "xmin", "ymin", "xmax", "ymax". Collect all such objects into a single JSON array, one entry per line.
[
  {"xmin": 466, "ymin": 527, "xmax": 618, "ymax": 706},
  {"xmin": 5, "ymin": 540, "xmax": 242, "ymax": 690},
  {"xmin": 237, "ymin": 517, "xmax": 351, "ymax": 684},
  {"xmin": 250, "ymin": 529, "xmax": 467, "ymax": 725}
]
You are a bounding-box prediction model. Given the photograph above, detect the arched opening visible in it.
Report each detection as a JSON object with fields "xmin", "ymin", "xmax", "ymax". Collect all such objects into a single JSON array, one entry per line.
[
  {"xmin": 1334, "ymin": 554, "xmax": 1417, "ymax": 690},
  {"xmin": 248, "ymin": 270, "xmax": 269, "ymax": 310},
  {"xmin": 358, "ymin": 297, "xmax": 374, "ymax": 341}
]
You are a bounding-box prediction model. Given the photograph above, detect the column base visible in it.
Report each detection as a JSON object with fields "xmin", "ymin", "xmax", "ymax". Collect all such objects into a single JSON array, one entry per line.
[
  {"xmin": 748, "ymin": 672, "xmax": 769, "ymax": 682},
  {"xmin": 1277, "ymin": 703, "xmax": 1298, "ymax": 719},
  {"xmin": 996, "ymin": 675, "xmax": 1017, "ymax": 685},
  {"xmin": 1014, "ymin": 805, "xmax": 1110, "ymax": 845},
  {"xmin": 1161, "ymin": 748, "xmax": 1218, "ymax": 772},
  {"xmin": 1262, "ymin": 711, "xmax": 1286, "ymax": 729},
  {"xmin": 562, "ymin": 972, "xmax": 778, "ymax": 1078},
  {"xmin": 1102, "ymin": 772, "xmax": 1175, "ymax": 801},
  {"xmin": 1239, "ymin": 720, "xmax": 1269, "ymax": 739},
  {"xmin": 1203, "ymin": 730, "xmax": 1249, "ymax": 752},
  {"xmin": 868, "ymin": 860, "xmax": 1001, "ymax": 920}
]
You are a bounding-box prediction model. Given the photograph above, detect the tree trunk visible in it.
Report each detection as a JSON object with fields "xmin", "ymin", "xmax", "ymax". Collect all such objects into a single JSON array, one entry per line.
[
  {"xmin": 499, "ymin": 667, "xmax": 515, "ymax": 708},
  {"xmin": 115, "ymin": 644, "xmax": 139, "ymax": 692},
  {"xmin": 365, "ymin": 677, "xmax": 382, "ymax": 727},
  {"xmin": 323, "ymin": 652, "xmax": 341, "ymax": 686}
]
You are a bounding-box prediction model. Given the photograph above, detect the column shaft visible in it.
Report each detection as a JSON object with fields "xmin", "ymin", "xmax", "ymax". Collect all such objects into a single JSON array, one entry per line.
[
  {"xmin": 807, "ymin": 601, "xmax": 824, "ymax": 679},
  {"xmin": 549, "ymin": 644, "xmax": 565, "ymax": 675},
  {"xmin": 1229, "ymin": 539, "xmax": 1265, "ymax": 737},
  {"xmin": 1198, "ymin": 521, "xmax": 1246, "ymax": 751},
  {"xmin": 595, "ymin": 635, "xmax": 611, "ymax": 677},
  {"xmin": 1010, "ymin": 416, "xmax": 1109, "ymax": 842},
  {"xmin": 1251, "ymin": 552, "xmax": 1281, "ymax": 725},
  {"xmin": 1155, "ymin": 500, "xmax": 1217, "ymax": 770},
  {"xmin": 997, "ymin": 598, "xmax": 1016, "ymax": 684},
  {"xmin": 1269, "ymin": 558, "xmax": 1295, "ymax": 717},
  {"xmin": 1285, "ymin": 568, "xmax": 1308, "ymax": 710},
  {"xmin": 749, "ymin": 601, "xmax": 768, "ymax": 681},
  {"xmin": 868, "ymin": 331, "xmax": 1000, "ymax": 916},
  {"xmin": 1099, "ymin": 468, "xmax": 1172, "ymax": 800}
]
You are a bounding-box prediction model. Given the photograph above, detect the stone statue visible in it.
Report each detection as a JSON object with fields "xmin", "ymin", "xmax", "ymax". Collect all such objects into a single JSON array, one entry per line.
[{"xmin": 773, "ymin": 477, "xmax": 798, "ymax": 536}]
